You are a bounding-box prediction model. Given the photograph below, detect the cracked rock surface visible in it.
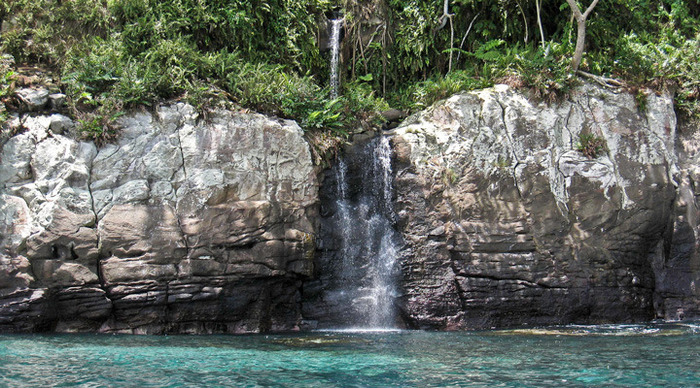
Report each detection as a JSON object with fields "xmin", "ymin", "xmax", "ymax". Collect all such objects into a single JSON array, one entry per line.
[
  {"xmin": 2, "ymin": 84, "xmax": 698, "ymax": 334},
  {"xmin": 390, "ymin": 83, "xmax": 695, "ymax": 329},
  {"xmin": 0, "ymin": 103, "xmax": 318, "ymax": 334}
]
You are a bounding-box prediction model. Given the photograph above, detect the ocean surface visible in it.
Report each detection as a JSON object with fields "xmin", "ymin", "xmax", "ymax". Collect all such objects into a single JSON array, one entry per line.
[{"xmin": 0, "ymin": 322, "xmax": 698, "ymax": 387}]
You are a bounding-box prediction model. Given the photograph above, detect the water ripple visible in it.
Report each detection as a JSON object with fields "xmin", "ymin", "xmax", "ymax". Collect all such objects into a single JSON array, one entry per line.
[{"xmin": 0, "ymin": 322, "xmax": 698, "ymax": 387}]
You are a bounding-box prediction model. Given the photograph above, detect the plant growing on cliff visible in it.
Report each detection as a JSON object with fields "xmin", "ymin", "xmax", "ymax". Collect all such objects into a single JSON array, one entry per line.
[
  {"xmin": 0, "ymin": 68, "xmax": 15, "ymax": 100},
  {"xmin": 576, "ymin": 132, "xmax": 606, "ymax": 159},
  {"xmin": 0, "ymin": 57, "xmax": 15, "ymax": 127},
  {"xmin": 635, "ymin": 88, "xmax": 648, "ymax": 114},
  {"xmin": 75, "ymin": 97, "xmax": 124, "ymax": 147},
  {"xmin": 441, "ymin": 166, "xmax": 459, "ymax": 186}
]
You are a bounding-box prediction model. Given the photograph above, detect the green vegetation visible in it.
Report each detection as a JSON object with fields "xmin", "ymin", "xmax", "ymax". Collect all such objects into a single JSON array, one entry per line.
[
  {"xmin": 0, "ymin": 0, "xmax": 699, "ymax": 146},
  {"xmin": 0, "ymin": 54, "xmax": 15, "ymax": 128},
  {"xmin": 576, "ymin": 132, "xmax": 607, "ymax": 159}
]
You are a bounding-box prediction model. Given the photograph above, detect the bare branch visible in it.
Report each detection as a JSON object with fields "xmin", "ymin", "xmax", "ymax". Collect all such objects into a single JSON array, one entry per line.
[
  {"xmin": 456, "ymin": 12, "xmax": 480, "ymax": 64},
  {"xmin": 516, "ymin": 0, "xmax": 528, "ymax": 43},
  {"xmin": 576, "ymin": 70, "xmax": 625, "ymax": 90},
  {"xmin": 436, "ymin": 0, "xmax": 451, "ymax": 31},
  {"xmin": 582, "ymin": 0, "xmax": 601, "ymax": 19},
  {"xmin": 447, "ymin": 16, "xmax": 454, "ymax": 72},
  {"xmin": 536, "ymin": 0, "xmax": 546, "ymax": 51}
]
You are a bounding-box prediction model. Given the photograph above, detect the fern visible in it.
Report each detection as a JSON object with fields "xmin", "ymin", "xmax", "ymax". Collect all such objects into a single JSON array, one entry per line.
[{"xmin": 473, "ymin": 40, "xmax": 506, "ymax": 62}]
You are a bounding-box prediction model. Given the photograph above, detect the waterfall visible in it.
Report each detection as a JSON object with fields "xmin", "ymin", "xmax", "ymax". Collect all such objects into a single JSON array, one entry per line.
[
  {"xmin": 329, "ymin": 18, "xmax": 343, "ymax": 99},
  {"xmin": 304, "ymin": 136, "xmax": 401, "ymax": 329},
  {"xmin": 363, "ymin": 136, "xmax": 399, "ymax": 327}
]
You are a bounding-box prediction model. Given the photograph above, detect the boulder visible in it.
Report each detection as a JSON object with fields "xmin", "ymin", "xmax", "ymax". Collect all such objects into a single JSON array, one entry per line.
[{"xmin": 16, "ymin": 87, "xmax": 49, "ymax": 111}]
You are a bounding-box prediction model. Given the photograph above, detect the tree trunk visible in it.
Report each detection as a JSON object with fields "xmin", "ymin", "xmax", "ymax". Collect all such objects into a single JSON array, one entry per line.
[
  {"xmin": 536, "ymin": 0, "xmax": 546, "ymax": 51},
  {"xmin": 565, "ymin": 0, "xmax": 599, "ymax": 71},
  {"xmin": 572, "ymin": 18, "xmax": 587, "ymax": 71}
]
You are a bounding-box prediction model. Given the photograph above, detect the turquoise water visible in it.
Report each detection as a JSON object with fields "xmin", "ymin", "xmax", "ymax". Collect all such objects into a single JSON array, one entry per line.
[{"xmin": 1, "ymin": 323, "xmax": 698, "ymax": 387}]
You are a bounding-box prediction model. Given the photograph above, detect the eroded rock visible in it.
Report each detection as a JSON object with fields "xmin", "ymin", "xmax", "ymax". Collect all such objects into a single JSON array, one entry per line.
[
  {"xmin": 390, "ymin": 84, "xmax": 680, "ymax": 329},
  {"xmin": 0, "ymin": 103, "xmax": 318, "ymax": 333}
]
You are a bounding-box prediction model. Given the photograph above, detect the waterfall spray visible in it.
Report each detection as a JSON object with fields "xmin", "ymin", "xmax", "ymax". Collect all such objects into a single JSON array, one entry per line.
[{"xmin": 307, "ymin": 137, "xmax": 401, "ymax": 329}]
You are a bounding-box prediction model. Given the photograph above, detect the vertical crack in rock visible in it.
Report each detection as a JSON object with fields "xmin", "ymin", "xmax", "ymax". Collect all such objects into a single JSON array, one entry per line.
[
  {"xmin": 495, "ymin": 98, "xmax": 524, "ymax": 200},
  {"xmin": 449, "ymin": 260, "xmax": 468, "ymax": 311},
  {"xmin": 545, "ymin": 103, "xmax": 579, "ymax": 216},
  {"xmin": 554, "ymin": 153, "xmax": 572, "ymax": 216},
  {"xmin": 86, "ymin": 144, "xmax": 107, "ymax": 289},
  {"xmin": 86, "ymin": 145, "xmax": 100, "ymax": 231},
  {"xmin": 173, "ymin": 124, "xmax": 190, "ymax": 252},
  {"xmin": 174, "ymin": 123, "xmax": 189, "ymax": 181},
  {"xmin": 546, "ymin": 108, "xmax": 572, "ymax": 216},
  {"xmin": 563, "ymin": 104, "xmax": 576, "ymax": 149},
  {"xmin": 584, "ymin": 96, "xmax": 631, "ymax": 209},
  {"xmin": 87, "ymin": 141, "xmax": 118, "ymax": 329},
  {"xmin": 463, "ymin": 98, "xmax": 486, "ymax": 165},
  {"xmin": 495, "ymin": 98, "xmax": 521, "ymax": 165}
]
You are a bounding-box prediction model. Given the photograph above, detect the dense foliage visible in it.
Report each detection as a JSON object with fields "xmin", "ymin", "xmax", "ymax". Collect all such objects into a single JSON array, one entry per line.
[{"xmin": 0, "ymin": 0, "xmax": 699, "ymax": 143}]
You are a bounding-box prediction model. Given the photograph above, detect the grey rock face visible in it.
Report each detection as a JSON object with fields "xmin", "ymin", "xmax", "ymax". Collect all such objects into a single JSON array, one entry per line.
[
  {"xmin": 16, "ymin": 87, "xmax": 49, "ymax": 111},
  {"xmin": 390, "ymin": 84, "xmax": 685, "ymax": 329},
  {"xmin": 660, "ymin": 123, "xmax": 700, "ymax": 320},
  {"xmin": 2, "ymin": 83, "xmax": 698, "ymax": 333},
  {"xmin": 0, "ymin": 103, "xmax": 318, "ymax": 333}
]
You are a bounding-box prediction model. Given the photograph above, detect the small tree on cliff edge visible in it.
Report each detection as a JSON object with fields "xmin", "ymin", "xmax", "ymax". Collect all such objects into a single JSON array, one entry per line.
[{"xmin": 566, "ymin": 0, "xmax": 600, "ymax": 71}]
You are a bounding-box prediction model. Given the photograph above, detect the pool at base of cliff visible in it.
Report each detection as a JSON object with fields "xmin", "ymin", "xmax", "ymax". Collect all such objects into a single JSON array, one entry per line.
[{"xmin": 1, "ymin": 322, "xmax": 698, "ymax": 387}]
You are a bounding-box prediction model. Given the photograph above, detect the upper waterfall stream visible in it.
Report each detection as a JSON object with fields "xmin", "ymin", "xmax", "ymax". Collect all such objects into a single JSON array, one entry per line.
[{"xmin": 329, "ymin": 18, "xmax": 343, "ymax": 99}]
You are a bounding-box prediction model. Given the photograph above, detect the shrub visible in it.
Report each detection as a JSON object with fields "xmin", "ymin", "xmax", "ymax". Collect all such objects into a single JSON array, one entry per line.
[
  {"xmin": 576, "ymin": 133, "xmax": 607, "ymax": 159},
  {"xmin": 0, "ymin": 56, "xmax": 16, "ymax": 127},
  {"xmin": 75, "ymin": 98, "xmax": 124, "ymax": 147}
]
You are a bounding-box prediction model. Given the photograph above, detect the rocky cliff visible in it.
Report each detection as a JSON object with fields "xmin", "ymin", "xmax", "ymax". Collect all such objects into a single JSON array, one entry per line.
[
  {"xmin": 0, "ymin": 103, "xmax": 318, "ymax": 333},
  {"xmin": 390, "ymin": 84, "xmax": 698, "ymax": 329},
  {"xmin": 1, "ymin": 83, "xmax": 699, "ymax": 333}
]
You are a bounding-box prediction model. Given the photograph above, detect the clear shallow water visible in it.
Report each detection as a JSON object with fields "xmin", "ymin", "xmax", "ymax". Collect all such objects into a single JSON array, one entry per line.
[{"xmin": 0, "ymin": 322, "xmax": 698, "ymax": 387}]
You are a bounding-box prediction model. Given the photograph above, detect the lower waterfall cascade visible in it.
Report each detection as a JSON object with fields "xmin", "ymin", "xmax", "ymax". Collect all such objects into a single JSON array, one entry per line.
[{"xmin": 302, "ymin": 136, "xmax": 402, "ymax": 329}]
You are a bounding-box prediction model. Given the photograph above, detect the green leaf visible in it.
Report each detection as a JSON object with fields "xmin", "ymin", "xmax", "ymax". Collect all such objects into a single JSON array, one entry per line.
[{"xmin": 358, "ymin": 74, "xmax": 374, "ymax": 82}]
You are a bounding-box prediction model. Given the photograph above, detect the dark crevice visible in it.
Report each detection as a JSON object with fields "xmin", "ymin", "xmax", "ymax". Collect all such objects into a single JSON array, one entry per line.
[
  {"xmin": 85, "ymin": 139, "xmax": 116, "ymax": 328},
  {"xmin": 448, "ymin": 260, "xmax": 468, "ymax": 311},
  {"xmin": 172, "ymin": 123, "xmax": 190, "ymax": 257}
]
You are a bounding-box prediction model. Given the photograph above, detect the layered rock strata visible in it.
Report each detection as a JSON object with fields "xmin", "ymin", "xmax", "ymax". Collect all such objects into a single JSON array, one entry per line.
[
  {"xmin": 390, "ymin": 84, "xmax": 686, "ymax": 329},
  {"xmin": 0, "ymin": 104, "xmax": 318, "ymax": 333},
  {"xmin": 2, "ymin": 83, "xmax": 699, "ymax": 334}
]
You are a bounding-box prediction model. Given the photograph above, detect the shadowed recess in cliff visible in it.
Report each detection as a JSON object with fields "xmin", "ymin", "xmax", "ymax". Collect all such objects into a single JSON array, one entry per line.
[{"xmin": 303, "ymin": 136, "xmax": 402, "ymax": 329}]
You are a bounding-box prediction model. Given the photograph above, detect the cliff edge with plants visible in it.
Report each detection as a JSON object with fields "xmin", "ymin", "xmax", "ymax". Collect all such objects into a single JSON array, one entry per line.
[{"xmin": 1, "ymin": 1, "xmax": 699, "ymax": 332}]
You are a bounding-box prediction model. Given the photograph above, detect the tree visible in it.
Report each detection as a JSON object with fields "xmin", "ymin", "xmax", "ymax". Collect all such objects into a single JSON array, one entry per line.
[
  {"xmin": 565, "ymin": 0, "xmax": 600, "ymax": 71},
  {"xmin": 536, "ymin": 0, "xmax": 546, "ymax": 52}
]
